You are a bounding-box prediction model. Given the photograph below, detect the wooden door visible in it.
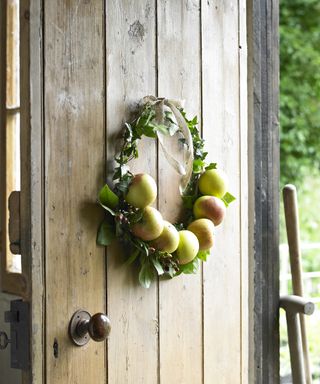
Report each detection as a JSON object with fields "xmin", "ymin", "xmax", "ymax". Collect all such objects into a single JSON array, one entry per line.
[{"xmin": 25, "ymin": 0, "xmax": 249, "ymax": 383}]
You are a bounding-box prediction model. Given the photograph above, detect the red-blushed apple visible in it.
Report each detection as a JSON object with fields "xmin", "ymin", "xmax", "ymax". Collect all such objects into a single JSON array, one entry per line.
[
  {"xmin": 187, "ymin": 218, "xmax": 215, "ymax": 251},
  {"xmin": 150, "ymin": 220, "xmax": 180, "ymax": 253},
  {"xmin": 131, "ymin": 206, "xmax": 164, "ymax": 241},
  {"xmin": 198, "ymin": 169, "xmax": 228, "ymax": 198},
  {"xmin": 175, "ymin": 230, "xmax": 199, "ymax": 265},
  {"xmin": 125, "ymin": 173, "xmax": 157, "ymax": 209},
  {"xmin": 193, "ymin": 195, "xmax": 226, "ymax": 226}
]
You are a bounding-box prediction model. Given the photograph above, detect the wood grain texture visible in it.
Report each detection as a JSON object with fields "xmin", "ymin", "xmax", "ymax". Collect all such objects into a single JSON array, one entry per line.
[
  {"xmin": 20, "ymin": 0, "xmax": 44, "ymax": 382},
  {"xmin": 21, "ymin": 1, "xmax": 252, "ymax": 382},
  {"xmin": 249, "ymin": 0, "xmax": 280, "ymax": 382},
  {"xmin": 239, "ymin": 0, "xmax": 249, "ymax": 382},
  {"xmin": 283, "ymin": 185, "xmax": 312, "ymax": 384},
  {"xmin": 105, "ymin": 1, "xmax": 158, "ymax": 383},
  {"xmin": 157, "ymin": 1, "xmax": 203, "ymax": 383},
  {"xmin": 201, "ymin": 1, "xmax": 241, "ymax": 382},
  {"xmin": 44, "ymin": 1, "xmax": 106, "ymax": 383}
]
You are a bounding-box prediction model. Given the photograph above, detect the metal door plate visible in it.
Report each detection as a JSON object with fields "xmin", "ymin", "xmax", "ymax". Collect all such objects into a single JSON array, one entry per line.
[{"xmin": 69, "ymin": 310, "xmax": 91, "ymax": 346}]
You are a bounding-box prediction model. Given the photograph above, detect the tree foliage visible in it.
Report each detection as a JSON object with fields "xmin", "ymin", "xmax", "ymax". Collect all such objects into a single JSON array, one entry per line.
[{"xmin": 280, "ymin": 0, "xmax": 320, "ymax": 186}]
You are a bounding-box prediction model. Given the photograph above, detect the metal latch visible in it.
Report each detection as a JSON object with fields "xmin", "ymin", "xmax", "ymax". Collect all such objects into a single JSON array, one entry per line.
[{"xmin": 0, "ymin": 300, "xmax": 30, "ymax": 370}]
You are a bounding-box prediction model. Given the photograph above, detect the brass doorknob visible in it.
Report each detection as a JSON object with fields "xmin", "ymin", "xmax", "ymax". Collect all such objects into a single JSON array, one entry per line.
[{"xmin": 69, "ymin": 310, "xmax": 111, "ymax": 346}]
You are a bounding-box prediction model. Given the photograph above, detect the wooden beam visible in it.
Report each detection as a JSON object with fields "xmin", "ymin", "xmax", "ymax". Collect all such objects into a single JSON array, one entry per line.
[{"xmin": 247, "ymin": 0, "xmax": 280, "ymax": 382}]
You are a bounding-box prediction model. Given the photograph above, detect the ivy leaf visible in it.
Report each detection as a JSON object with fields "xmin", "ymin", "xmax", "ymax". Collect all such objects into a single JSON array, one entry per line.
[
  {"xmin": 193, "ymin": 159, "xmax": 206, "ymax": 174},
  {"xmin": 139, "ymin": 262, "xmax": 155, "ymax": 288},
  {"xmin": 142, "ymin": 124, "xmax": 157, "ymax": 138},
  {"xmin": 197, "ymin": 249, "xmax": 210, "ymax": 262},
  {"xmin": 221, "ymin": 192, "xmax": 236, "ymax": 207},
  {"xmin": 125, "ymin": 248, "xmax": 140, "ymax": 265},
  {"xmin": 99, "ymin": 184, "xmax": 119, "ymax": 209},
  {"xmin": 97, "ymin": 219, "xmax": 116, "ymax": 246},
  {"xmin": 205, "ymin": 162, "xmax": 217, "ymax": 170},
  {"xmin": 151, "ymin": 257, "xmax": 164, "ymax": 275},
  {"xmin": 115, "ymin": 172, "xmax": 133, "ymax": 194},
  {"xmin": 154, "ymin": 123, "xmax": 170, "ymax": 136},
  {"xmin": 179, "ymin": 257, "xmax": 200, "ymax": 274}
]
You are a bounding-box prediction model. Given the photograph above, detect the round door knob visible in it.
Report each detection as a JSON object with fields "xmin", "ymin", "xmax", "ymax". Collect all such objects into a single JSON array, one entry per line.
[{"xmin": 69, "ymin": 310, "xmax": 111, "ymax": 346}]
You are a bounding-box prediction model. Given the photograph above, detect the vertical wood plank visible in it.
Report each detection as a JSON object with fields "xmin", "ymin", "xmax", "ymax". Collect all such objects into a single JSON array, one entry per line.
[
  {"xmin": 20, "ymin": 0, "xmax": 44, "ymax": 382},
  {"xmin": 157, "ymin": 1, "xmax": 203, "ymax": 383},
  {"xmin": 105, "ymin": 2, "xmax": 158, "ymax": 383},
  {"xmin": 249, "ymin": 0, "xmax": 280, "ymax": 381},
  {"xmin": 239, "ymin": 0, "xmax": 249, "ymax": 382},
  {"xmin": 44, "ymin": 1, "xmax": 106, "ymax": 382},
  {"xmin": 202, "ymin": 1, "xmax": 241, "ymax": 382}
]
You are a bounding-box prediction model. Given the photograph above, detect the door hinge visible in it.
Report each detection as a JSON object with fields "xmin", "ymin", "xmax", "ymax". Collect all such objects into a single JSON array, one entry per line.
[{"xmin": 0, "ymin": 300, "xmax": 30, "ymax": 370}]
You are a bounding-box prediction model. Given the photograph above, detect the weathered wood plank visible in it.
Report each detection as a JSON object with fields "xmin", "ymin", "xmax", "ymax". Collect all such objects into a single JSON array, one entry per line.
[
  {"xmin": 157, "ymin": 1, "xmax": 203, "ymax": 383},
  {"xmin": 105, "ymin": 1, "xmax": 158, "ymax": 383},
  {"xmin": 248, "ymin": 0, "xmax": 280, "ymax": 382},
  {"xmin": 239, "ymin": 0, "xmax": 249, "ymax": 382},
  {"xmin": 20, "ymin": 0, "xmax": 44, "ymax": 382},
  {"xmin": 44, "ymin": 1, "xmax": 106, "ymax": 382},
  {"xmin": 201, "ymin": 1, "xmax": 241, "ymax": 382}
]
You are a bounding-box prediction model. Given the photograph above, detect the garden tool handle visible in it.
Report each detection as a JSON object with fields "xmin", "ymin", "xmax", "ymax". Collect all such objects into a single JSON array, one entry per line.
[{"xmin": 283, "ymin": 184, "xmax": 312, "ymax": 384}]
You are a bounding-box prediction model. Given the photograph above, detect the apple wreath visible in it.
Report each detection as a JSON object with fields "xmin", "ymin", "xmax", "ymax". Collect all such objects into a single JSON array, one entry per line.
[{"xmin": 96, "ymin": 96, "xmax": 235, "ymax": 288}]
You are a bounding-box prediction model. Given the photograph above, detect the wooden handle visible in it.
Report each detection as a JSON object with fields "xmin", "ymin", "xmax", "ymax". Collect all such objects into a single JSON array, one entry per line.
[
  {"xmin": 283, "ymin": 184, "xmax": 312, "ymax": 384},
  {"xmin": 283, "ymin": 184, "xmax": 304, "ymax": 296}
]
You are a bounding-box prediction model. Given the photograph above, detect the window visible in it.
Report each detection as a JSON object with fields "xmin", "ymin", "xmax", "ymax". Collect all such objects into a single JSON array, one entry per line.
[{"xmin": 1, "ymin": 0, "xmax": 22, "ymax": 293}]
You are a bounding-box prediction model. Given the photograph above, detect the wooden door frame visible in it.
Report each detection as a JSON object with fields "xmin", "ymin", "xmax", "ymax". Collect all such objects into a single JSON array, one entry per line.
[
  {"xmin": 248, "ymin": 0, "xmax": 280, "ymax": 382},
  {"xmin": 20, "ymin": 1, "xmax": 44, "ymax": 383},
  {"xmin": 1, "ymin": 0, "xmax": 279, "ymax": 382}
]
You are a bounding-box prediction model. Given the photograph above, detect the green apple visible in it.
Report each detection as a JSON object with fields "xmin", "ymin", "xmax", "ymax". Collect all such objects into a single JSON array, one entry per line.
[
  {"xmin": 193, "ymin": 195, "xmax": 226, "ymax": 226},
  {"xmin": 175, "ymin": 230, "xmax": 199, "ymax": 265},
  {"xmin": 131, "ymin": 206, "xmax": 164, "ymax": 241},
  {"xmin": 198, "ymin": 169, "xmax": 228, "ymax": 198},
  {"xmin": 150, "ymin": 220, "xmax": 180, "ymax": 253},
  {"xmin": 187, "ymin": 218, "xmax": 215, "ymax": 251},
  {"xmin": 125, "ymin": 173, "xmax": 157, "ymax": 209}
]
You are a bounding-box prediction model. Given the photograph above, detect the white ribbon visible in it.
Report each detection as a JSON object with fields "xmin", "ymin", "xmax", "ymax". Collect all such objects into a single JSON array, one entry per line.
[{"xmin": 143, "ymin": 96, "xmax": 194, "ymax": 193}]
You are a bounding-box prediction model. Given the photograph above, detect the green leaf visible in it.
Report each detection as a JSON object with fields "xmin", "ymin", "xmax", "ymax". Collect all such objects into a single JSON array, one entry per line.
[
  {"xmin": 125, "ymin": 248, "xmax": 140, "ymax": 265},
  {"xmin": 99, "ymin": 203, "xmax": 116, "ymax": 216},
  {"xmin": 139, "ymin": 262, "xmax": 155, "ymax": 288},
  {"xmin": 151, "ymin": 257, "xmax": 164, "ymax": 275},
  {"xmin": 221, "ymin": 192, "xmax": 236, "ymax": 207},
  {"xmin": 193, "ymin": 159, "xmax": 206, "ymax": 174},
  {"xmin": 205, "ymin": 162, "xmax": 217, "ymax": 170},
  {"xmin": 154, "ymin": 123, "xmax": 170, "ymax": 135},
  {"xmin": 179, "ymin": 257, "xmax": 200, "ymax": 275},
  {"xmin": 99, "ymin": 184, "xmax": 119, "ymax": 209},
  {"xmin": 197, "ymin": 249, "xmax": 210, "ymax": 262},
  {"xmin": 115, "ymin": 173, "xmax": 133, "ymax": 194},
  {"xmin": 97, "ymin": 220, "xmax": 116, "ymax": 246}
]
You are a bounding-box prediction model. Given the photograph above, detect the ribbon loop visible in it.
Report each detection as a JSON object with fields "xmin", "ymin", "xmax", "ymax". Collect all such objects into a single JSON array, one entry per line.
[{"xmin": 143, "ymin": 96, "xmax": 194, "ymax": 193}]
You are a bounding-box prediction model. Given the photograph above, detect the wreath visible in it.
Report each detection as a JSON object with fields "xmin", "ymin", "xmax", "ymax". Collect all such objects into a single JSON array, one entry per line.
[{"xmin": 96, "ymin": 96, "xmax": 235, "ymax": 288}]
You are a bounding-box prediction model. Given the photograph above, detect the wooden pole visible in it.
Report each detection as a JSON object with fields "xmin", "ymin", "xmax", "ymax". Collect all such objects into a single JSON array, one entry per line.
[
  {"xmin": 283, "ymin": 185, "xmax": 313, "ymax": 384},
  {"xmin": 280, "ymin": 296, "xmax": 314, "ymax": 384}
]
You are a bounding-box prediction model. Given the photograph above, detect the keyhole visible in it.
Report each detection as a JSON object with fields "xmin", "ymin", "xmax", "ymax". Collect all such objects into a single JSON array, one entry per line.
[{"xmin": 53, "ymin": 338, "xmax": 59, "ymax": 358}]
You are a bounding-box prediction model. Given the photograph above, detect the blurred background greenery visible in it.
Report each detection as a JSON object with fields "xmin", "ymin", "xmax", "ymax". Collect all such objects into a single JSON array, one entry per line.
[{"xmin": 280, "ymin": 0, "xmax": 320, "ymax": 381}]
